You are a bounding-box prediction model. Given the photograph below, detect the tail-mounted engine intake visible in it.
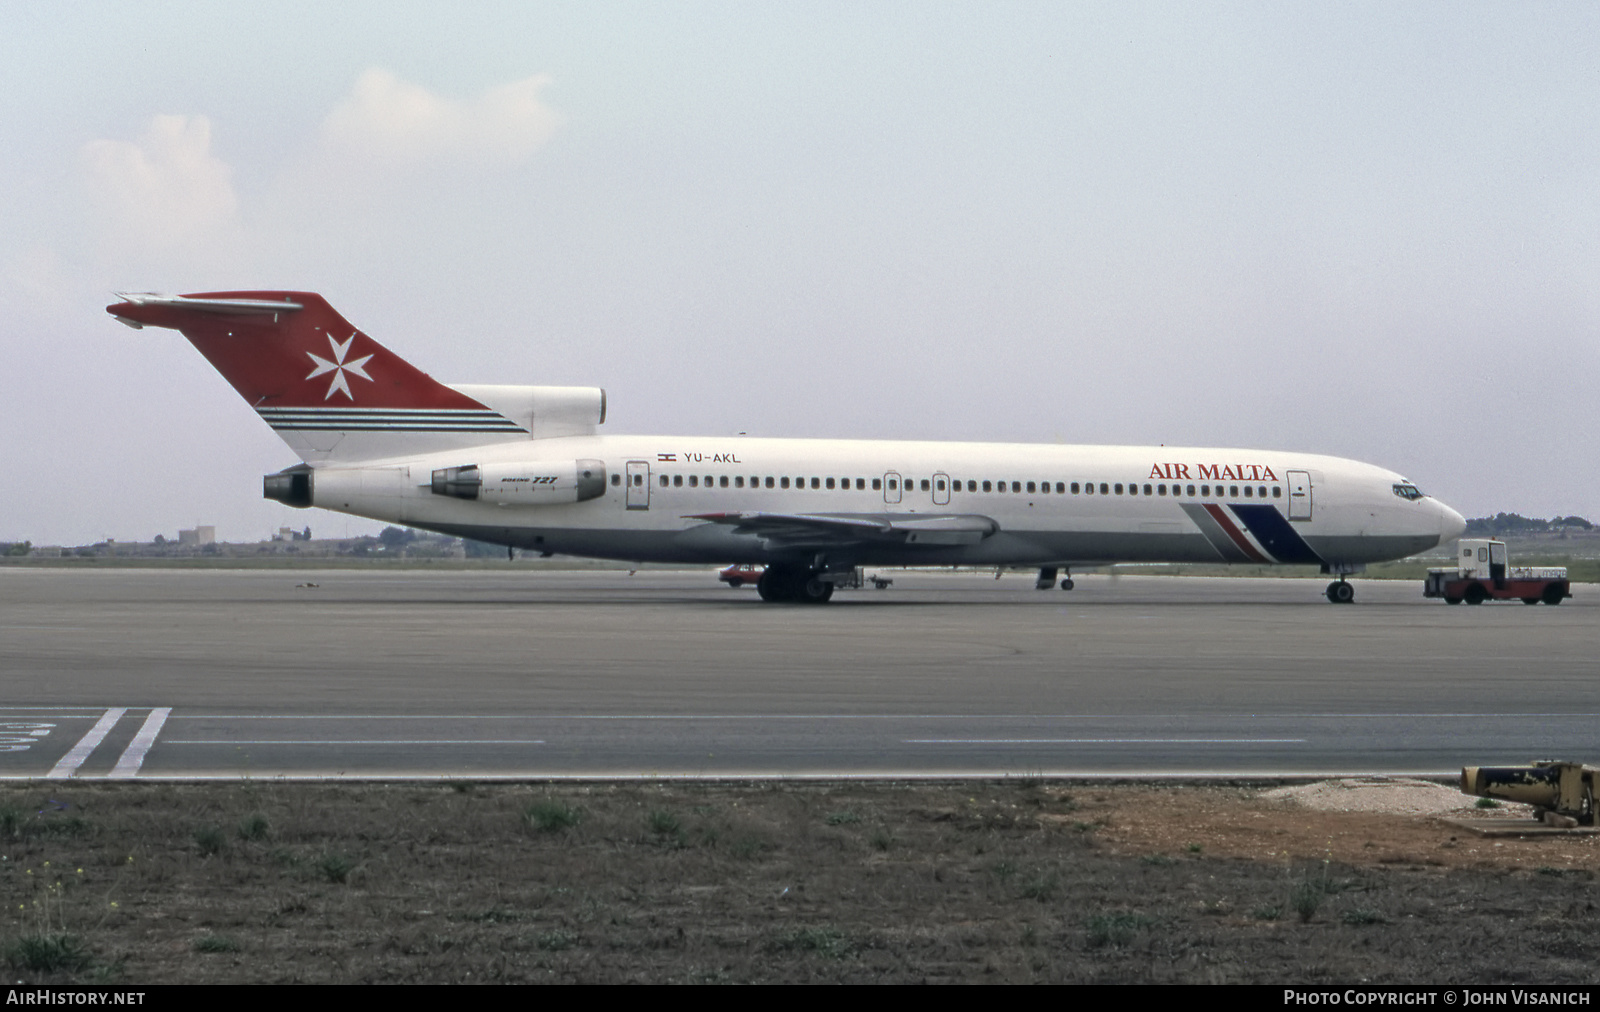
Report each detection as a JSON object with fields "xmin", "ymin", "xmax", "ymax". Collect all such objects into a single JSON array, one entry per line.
[
  {"xmin": 263, "ymin": 465, "xmax": 313, "ymax": 508},
  {"xmin": 431, "ymin": 459, "xmax": 606, "ymax": 505}
]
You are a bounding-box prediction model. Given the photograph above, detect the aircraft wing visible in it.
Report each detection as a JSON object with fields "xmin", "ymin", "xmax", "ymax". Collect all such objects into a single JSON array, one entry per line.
[{"xmin": 686, "ymin": 511, "xmax": 999, "ymax": 549}]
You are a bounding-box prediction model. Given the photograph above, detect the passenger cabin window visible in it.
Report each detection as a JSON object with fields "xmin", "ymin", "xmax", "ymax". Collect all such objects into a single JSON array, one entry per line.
[
  {"xmin": 1114, "ymin": 483, "xmax": 1123, "ymax": 495},
  {"xmin": 734, "ymin": 476, "xmax": 744, "ymax": 488},
  {"xmin": 982, "ymin": 480, "xmax": 992, "ymax": 492},
  {"xmin": 780, "ymin": 477, "xmax": 790, "ymax": 489},
  {"xmin": 1071, "ymin": 482, "xmax": 1080, "ymax": 494},
  {"xmin": 659, "ymin": 475, "xmax": 668, "ymax": 487},
  {"xmin": 1187, "ymin": 484, "xmax": 1196, "ymax": 496},
  {"xmin": 611, "ymin": 473, "xmax": 621, "ymax": 486},
  {"xmin": 673, "ymin": 475, "xmax": 683, "ymax": 487},
  {"xmin": 1271, "ymin": 486, "xmax": 1280, "ymax": 498},
  {"xmin": 825, "ymin": 477, "xmax": 835, "ymax": 489},
  {"xmin": 921, "ymin": 479, "xmax": 931, "ymax": 492},
  {"xmin": 765, "ymin": 476, "xmax": 775, "ymax": 489},
  {"xmin": 688, "ymin": 476, "xmax": 698, "ymax": 487},
  {"xmin": 810, "ymin": 477, "xmax": 820, "ymax": 489},
  {"xmin": 1158, "ymin": 484, "xmax": 1167, "ymax": 495},
  {"xmin": 1084, "ymin": 483, "xmax": 1093, "ymax": 495},
  {"xmin": 872, "ymin": 478, "xmax": 882, "ymax": 491}
]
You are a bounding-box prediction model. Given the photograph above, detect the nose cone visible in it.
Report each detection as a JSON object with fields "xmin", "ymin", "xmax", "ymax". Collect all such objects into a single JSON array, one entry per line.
[{"xmin": 1435, "ymin": 500, "xmax": 1467, "ymax": 546}]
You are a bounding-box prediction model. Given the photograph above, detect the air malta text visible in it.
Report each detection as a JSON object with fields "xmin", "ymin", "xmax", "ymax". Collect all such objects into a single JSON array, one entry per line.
[{"xmin": 1150, "ymin": 463, "xmax": 1280, "ymax": 482}]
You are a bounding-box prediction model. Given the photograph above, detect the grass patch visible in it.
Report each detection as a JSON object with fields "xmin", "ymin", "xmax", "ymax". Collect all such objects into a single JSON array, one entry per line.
[
  {"xmin": 1342, "ymin": 909, "xmax": 1386, "ymax": 926},
  {"xmin": 535, "ymin": 929, "xmax": 578, "ymax": 951},
  {"xmin": 6, "ymin": 933, "xmax": 91, "ymax": 973},
  {"xmin": 193, "ymin": 933, "xmax": 241, "ymax": 953},
  {"xmin": 1476, "ymin": 798, "xmax": 1502, "ymax": 809},
  {"xmin": 776, "ymin": 927, "xmax": 852, "ymax": 958},
  {"xmin": 237, "ymin": 813, "xmax": 270, "ymax": 841},
  {"xmin": 524, "ymin": 799, "xmax": 581, "ymax": 833},
  {"xmin": 1019, "ymin": 871, "xmax": 1059, "ymax": 902},
  {"xmin": 318, "ymin": 852, "xmax": 354, "ymax": 884},
  {"xmin": 825, "ymin": 810, "xmax": 860, "ymax": 826},
  {"xmin": 1085, "ymin": 913, "xmax": 1152, "ymax": 949},
  {"xmin": 0, "ymin": 805, "xmax": 27, "ymax": 839},
  {"xmin": 193, "ymin": 826, "xmax": 227, "ymax": 856}
]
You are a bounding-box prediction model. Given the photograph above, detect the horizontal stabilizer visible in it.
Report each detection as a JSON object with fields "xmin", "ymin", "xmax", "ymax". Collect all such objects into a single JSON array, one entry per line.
[{"xmin": 110, "ymin": 293, "xmax": 304, "ymax": 327}]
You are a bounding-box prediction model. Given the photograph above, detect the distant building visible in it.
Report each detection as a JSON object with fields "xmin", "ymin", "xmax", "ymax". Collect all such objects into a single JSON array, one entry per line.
[{"xmin": 177, "ymin": 526, "xmax": 216, "ymax": 546}]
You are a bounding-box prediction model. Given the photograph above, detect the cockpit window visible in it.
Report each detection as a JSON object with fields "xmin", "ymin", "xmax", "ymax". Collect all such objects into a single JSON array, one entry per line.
[{"xmin": 1392, "ymin": 483, "xmax": 1425, "ymax": 501}]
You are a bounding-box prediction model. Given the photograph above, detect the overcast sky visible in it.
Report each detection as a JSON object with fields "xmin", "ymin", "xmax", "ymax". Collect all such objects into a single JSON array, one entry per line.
[{"xmin": 3, "ymin": 2, "xmax": 1596, "ymax": 545}]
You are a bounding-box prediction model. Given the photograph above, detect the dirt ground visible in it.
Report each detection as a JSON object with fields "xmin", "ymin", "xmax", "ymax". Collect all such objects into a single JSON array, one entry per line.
[{"xmin": 3, "ymin": 780, "xmax": 1597, "ymax": 984}]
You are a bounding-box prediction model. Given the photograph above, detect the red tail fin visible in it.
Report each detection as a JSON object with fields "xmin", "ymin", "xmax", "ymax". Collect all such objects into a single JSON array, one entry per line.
[
  {"xmin": 108, "ymin": 291, "xmax": 528, "ymax": 462},
  {"xmin": 107, "ymin": 291, "xmax": 480, "ymax": 409}
]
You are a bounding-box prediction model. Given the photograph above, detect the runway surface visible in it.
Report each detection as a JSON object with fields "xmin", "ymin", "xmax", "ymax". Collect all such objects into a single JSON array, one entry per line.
[{"xmin": 1, "ymin": 568, "xmax": 1594, "ymax": 780}]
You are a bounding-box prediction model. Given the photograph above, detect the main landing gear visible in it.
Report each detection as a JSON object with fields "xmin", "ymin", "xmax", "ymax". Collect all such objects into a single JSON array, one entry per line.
[
  {"xmin": 1036, "ymin": 567, "xmax": 1075, "ymax": 591},
  {"xmin": 757, "ymin": 564, "xmax": 835, "ymax": 604},
  {"xmin": 1325, "ymin": 579, "xmax": 1355, "ymax": 605}
]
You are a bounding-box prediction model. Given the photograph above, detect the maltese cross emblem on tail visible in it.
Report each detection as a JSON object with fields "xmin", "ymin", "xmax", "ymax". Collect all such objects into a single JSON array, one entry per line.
[{"xmin": 305, "ymin": 332, "xmax": 374, "ymax": 401}]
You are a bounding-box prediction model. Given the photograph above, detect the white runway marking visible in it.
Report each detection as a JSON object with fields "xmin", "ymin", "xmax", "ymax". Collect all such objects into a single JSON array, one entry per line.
[
  {"xmin": 904, "ymin": 738, "xmax": 1307, "ymax": 744},
  {"xmin": 46, "ymin": 707, "xmax": 125, "ymax": 779},
  {"xmin": 108, "ymin": 708, "xmax": 170, "ymax": 779},
  {"xmin": 166, "ymin": 740, "xmax": 546, "ymax": 745}
]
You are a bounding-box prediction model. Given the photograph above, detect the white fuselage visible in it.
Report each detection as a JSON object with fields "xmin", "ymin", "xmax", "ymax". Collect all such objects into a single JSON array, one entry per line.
[{"xmin": 304, "ymin": 434, "xmax": 1465, "ymax": 570}]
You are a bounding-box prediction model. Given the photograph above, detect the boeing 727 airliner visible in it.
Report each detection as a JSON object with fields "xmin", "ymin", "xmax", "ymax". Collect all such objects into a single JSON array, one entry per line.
[{"xmin": 107, "ymin": 291, "xmax": 1467, "ymax": 604}]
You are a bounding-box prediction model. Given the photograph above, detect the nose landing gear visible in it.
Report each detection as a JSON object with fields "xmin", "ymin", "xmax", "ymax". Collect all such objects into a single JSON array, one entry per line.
[
  {"xmin": 1036, "ymin": 567, "xmax": 1075, "ymax": 591},
  {"xmin": 1325, "ymin": 579, "xmax": 1355, "ymax": 604}
]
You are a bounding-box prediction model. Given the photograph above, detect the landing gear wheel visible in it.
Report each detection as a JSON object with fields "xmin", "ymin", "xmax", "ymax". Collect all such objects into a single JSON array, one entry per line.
[
  {"xmin": 757, "ymin": 567, "xmax": 794, "ymax": 602},
  {"xmin": 798, "ymin": 576, "xmax": 834, "ymax": 604},
  {"xmin": 1464, "ymin": 584, "xmax": 1488, "ymax": 605},
  {"xmin": 1325, "ymin": 580, "xmax": 1355, "ymax": 604},
  {"xmin": 1059, "ymin": 578, "xmax": 1075, "ymax": 591}
]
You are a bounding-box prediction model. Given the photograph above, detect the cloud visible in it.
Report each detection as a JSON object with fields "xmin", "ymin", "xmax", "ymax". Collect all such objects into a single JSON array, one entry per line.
[
  {"xmin": 81, "ymin": 115, "xmax": 238, "ymax": 248},
  {"xmin": 318, "ymin": 68, "xmax": 562, "ymax": 170}
]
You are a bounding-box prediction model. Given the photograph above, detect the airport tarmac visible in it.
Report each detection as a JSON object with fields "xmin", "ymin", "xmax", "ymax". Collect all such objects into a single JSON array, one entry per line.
[{"xmin": 1, "ymin": 568, "xmax": 1594, "ymax": 780}]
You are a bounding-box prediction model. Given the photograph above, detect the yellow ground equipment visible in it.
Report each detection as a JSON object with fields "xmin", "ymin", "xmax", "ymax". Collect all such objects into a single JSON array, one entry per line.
[{"xmin": 1460, "ymin": 761, "xmax": 1598, "ymax": 826}]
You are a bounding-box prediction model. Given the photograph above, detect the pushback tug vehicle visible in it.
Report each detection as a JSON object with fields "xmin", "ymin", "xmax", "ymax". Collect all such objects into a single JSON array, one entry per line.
[{"xmin": 1424, "ymin": 538, "xmax": 1570, "ymax": 605}]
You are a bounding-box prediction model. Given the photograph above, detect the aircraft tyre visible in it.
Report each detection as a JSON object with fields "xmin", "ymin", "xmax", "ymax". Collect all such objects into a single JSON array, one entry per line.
[
  {"xmin": 798, "ymin": 575, "xmax": 835, "ymax": 604},
  {"xmin": 756, "ymin": 568, "xmax": 793, "ymax": 602},
  {"xmin": 1464, "ymin": 584, "xmax": 1488, "ymax": 605},
  {"xmin": 1326, "ymin": 581, "xmax": 1355, "ymax": 604},
  {"xmin": 1060, "ymin": 578, "xmax": 1075, "ymax": 591}
]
